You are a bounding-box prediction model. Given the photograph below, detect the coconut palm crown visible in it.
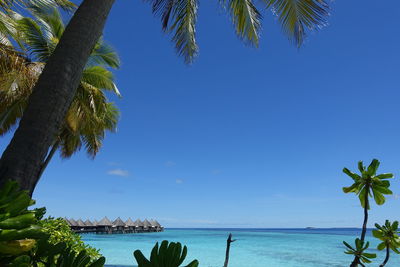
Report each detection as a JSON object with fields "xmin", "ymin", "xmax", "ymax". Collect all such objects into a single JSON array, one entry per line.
[
  {"xmin": 343, "ymin": 159, "xmax": 393, "ymax": 209},
  {"xmin": 343, "ymin": 159, "xmax": 394, "ymax": 267},
  {"xmin": 0, "ymin": 6, "xmax": 120, "ymax": 160},
  {"xmin": 373, "ymin": 220, "xmax": 400, "ymax": 267}
]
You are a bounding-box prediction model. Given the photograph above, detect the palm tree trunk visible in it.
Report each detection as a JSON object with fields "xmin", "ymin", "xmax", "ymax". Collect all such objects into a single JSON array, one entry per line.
[
  {"xmin": 380, "ymin": 245, "xmax": 390, "ymax": 267},
  {"xmin": 350, "ymin": 184, "xmax": 370, "ymax": 267},
  {"xmin": 0, "ymin": 0, "xmax": 115, "ymax": 194},
  {"xmin": 30, "ymin": 140, "xmax": 60, "ymax": 196}
]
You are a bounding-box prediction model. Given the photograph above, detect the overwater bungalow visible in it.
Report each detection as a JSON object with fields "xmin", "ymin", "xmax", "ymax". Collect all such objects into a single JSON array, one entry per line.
[
  {"xmin": 84, "ymin": 219, "xmax": 96, "ymax": 232},
  {"xmin": 125, "ymin": 218, "xmax": 135, "ymax": 233},
  {"xmin": 134, "ymin": 219, "xmax": 144, "ymax": 232},
  {"xmin": 153, "ymin": 219, "xmax": 163, "ymax": 232},
  {"xmin": 142, "ymin": 219, "xmax": 152, "ymax": 232},
  {"xmin": 112, "ymin": 217, "xmax": 125, "ymax": 233},
  {"xmin": 76, "ymin": 219, "xmax": 86, "ymax": 231},
  {"xmin": 69, "ymin": 218, "xmax": 80, "ymax": 231},
  {"xmin": 66, "ymin": 217, "xmax": 163, "ymax": 234},
  {"xmin": 97, "ymin": 217, "xmax": 113, "ymax": 234},
  {"xmin": 150, "ymin": 219, "xmax": 158, "ymax": 232}
]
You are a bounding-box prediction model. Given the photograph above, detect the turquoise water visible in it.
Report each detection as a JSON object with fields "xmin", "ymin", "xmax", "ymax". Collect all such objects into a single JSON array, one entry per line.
[{"xmin": 82, "ymin": 228, "xmax": 400, "ymax": 267}]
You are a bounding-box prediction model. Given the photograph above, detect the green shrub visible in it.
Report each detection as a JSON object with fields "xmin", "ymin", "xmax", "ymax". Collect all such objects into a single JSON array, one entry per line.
[
  {"xmin": 0, "ymin": 181, "xmax": 105, "ymax": 266},
  {"xmin": 134, "ymin": 240, "xmax": 199, "ymax": 267},
  {"xmin": 39, "ymin": 217, "xmax": 101, "ymax": 259}
]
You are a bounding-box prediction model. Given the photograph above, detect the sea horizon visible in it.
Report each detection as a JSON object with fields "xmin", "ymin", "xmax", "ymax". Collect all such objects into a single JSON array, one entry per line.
[{"xmin": 82, "ymin": 228, "xmax": 400, "ymax": 266}]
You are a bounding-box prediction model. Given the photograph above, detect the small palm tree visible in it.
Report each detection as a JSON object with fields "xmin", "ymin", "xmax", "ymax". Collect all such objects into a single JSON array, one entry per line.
[
  {"xmin": 373, "ymin": 220, "xmax": 400, "ymax": 267},
  {"xmin": 343, "ymin": 238, "xmax": 376, "ymax": 267},
  {"xmin": 342, "ymin": 159, "xmax": 394, "ymax": 266},
  {"xmin": 0, "ymin": 6, "xmax": 120, "ymax": 183}
]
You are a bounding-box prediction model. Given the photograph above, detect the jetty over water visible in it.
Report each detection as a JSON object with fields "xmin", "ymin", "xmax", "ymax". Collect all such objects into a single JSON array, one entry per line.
[{"xmin": 65, "ymin": 217, "xmax": 164, "ymax": 234}]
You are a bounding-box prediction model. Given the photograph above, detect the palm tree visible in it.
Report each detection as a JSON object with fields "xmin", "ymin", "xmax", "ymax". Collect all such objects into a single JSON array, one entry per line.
[
  {"xmin": 343, "ymin": 159, "xmax": 394, "ymax": 267},
  {"xmin": 0, "ymin": 6, "xmax": 120, "ymax": 191},
  {"xmin": 0, "ymin": 0, "xmax": 330, "ymax": 193},
  {"xmin": 373, "ymin": 220, "xmax": 400, "ymax": 267}
]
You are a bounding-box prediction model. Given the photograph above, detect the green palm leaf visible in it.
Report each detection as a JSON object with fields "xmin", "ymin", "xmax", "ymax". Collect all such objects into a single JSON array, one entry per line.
[
  {"xmin": 17, "ymin": 17, "xmax": 51, "ymax": 61},
  {"xmin": 228, "ymin": 0, "xmax": 261, "ymax": 46},
  {"xmin": 89, "ymin": 39, "xmax": 120, "ymax": 69},
  {"xmin": 264, "ymin": 0, "xmax": 329, "ymax": 47},
  {"xmin": 81, "ymin": 66, "xmax": 120, "ymax": 96},
  {"xmin": 151, "ymin": 0, "xmax": 198, "ymax": 63},
  {"xmin": 170, "ymin": 0, "xmax": 198, "ymax": 64}
]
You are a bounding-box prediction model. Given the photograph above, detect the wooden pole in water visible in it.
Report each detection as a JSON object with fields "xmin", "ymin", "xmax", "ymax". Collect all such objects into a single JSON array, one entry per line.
[{"xmin": 224, "ymin": 233, "xmax": 236, "ymax": 267}]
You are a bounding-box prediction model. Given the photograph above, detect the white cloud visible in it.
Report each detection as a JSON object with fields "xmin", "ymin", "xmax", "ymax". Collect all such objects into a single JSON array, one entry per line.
[
  {"xmin": 175, "ymin": 179, "xmax": 183, "ymax": 184},
  {"xmin": 107, "ymin": 169, "xmax": 129, "ymax": 177},
  {"xmin": 165, "ymin": 161, "xmax": 176, "ymax": 167}
]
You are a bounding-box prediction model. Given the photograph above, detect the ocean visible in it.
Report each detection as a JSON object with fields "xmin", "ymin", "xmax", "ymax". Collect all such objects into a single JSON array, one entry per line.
[{"xmin": 81, "ymin": 228, "xmax": 400, "ymax": 267}]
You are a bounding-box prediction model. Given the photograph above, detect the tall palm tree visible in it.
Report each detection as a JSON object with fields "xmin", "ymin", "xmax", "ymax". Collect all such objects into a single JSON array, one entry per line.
[
  {"xmin": 373, "ymin": 220, "xmax": 400, "ymax": 267},
  {"xmin": 0, "ymin": 6, "xmax": 120, "ymax": 191},
  {"xmin": 0, "ymin": 0, "xmax": 330, "ymax": 193},
  {"xmin": 343, "ymin": 159, "xmax": 394, "ymax": 267}
]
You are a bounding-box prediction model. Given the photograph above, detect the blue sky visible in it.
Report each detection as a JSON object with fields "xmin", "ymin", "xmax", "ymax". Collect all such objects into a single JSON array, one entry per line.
[{"xmin": 2, "ymin": 0, "xmax": 400, "ymax": 228}]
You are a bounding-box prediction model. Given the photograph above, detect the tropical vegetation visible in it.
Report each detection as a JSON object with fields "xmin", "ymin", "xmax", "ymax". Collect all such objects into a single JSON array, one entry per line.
[
  {"xmin": 0, "ymin": 180, "xmax": 105, "ymax": 266},
  {"xmin": 0, "ymin": 0, "xmax": 331, "ymax": 194},
  {"xmin": 342, "ymin": 159, "xmax": 397, "ymax": 267},
  {"xmin": 39, "ymin": 217, "xmax": 101, "ymax": 260},
  {"xmin": 134, "ymin": 240, "xmax": 199, "ymax": 267},
  {"xmin": 0, "ymin": 2, "xmax": 120, "ymax": 193},
  {"xmin": 373, "ymin": 220, "xmax": 400, "ymax": 267}
]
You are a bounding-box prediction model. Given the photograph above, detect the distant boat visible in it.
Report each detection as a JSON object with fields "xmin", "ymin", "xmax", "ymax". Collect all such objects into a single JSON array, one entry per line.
[{"xmin": 305, "ymin": 227, "xmax": 316, "ymax": 229}]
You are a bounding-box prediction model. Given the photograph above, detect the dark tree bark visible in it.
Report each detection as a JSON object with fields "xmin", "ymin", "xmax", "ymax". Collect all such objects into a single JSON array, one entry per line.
[
  {"xmin": 0, "ymin": 0, "xmax": 115, "ymax": 194},
  {"xmin": 29, "ymin": 139, "xmax": 61, "ymax": 196},
  {"xmin": 350, "ymin": 183, "xmax": 370, "ymax": 267},
  {"xmin": 380, "ymin": 245, "xmax": 390, "ymax": 267},
  {"xmin": 223, "ymin": 233, "xmax": 236, "ymax": 267}
]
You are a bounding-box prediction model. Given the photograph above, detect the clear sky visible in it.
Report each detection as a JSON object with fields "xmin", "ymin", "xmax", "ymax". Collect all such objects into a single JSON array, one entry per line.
[{"xmin": 2, "ymin": 0, "xmax": 400, "ymax": 228}]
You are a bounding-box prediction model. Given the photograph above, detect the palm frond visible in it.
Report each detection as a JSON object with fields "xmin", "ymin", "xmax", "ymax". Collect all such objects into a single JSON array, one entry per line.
[
  {"xmin": 150, "ymin": 0, "xmax": 198, "ymax": 63},
  {"xmin": 0, "ymin": 10, "xmax": 26, "ymax": 47},
  {"xmin": 265, "ymin": 0, "xmax": 329, "ymax": 47},
  {"xmin": 28, "ymin": 5, "xmax": 64, "ymax": 40},
  {"xmin": 0, "ymin": 11, "xmax": 15, "ymax": 45},
  {"xmin": 227, "ymin": 0, "xmax": 261, "ymax": 46},
  {"xmin": 17, "ymin": 17, "xmax": 52, "ymax": 61},
  {"xmin": 0, "ymin": 0, "xmax": 14, "ymax": 10},
  {"xmin": 170, "ymin": 0, "xmax": 198, "ymax": 63},
  {"xmin": 0, "ymin": 46, "xmax": 41, "ymax": 135},
  {"xmin": 88, "ymin": 38, "xmax": 120, "ymax": 69},
  {"xmin": 0, "ymin": 98, "xmax": 25, "ymax": 134},
  {"xmin": 1, "ymin": 0, "xmax": 76, "ymax": 12},
  {"xmin": 58, "ymin": 125, "xmax": 82, "ymax": 158},
  {"xmin": 26, "ymin": 0, "xmax": 76, "ymax": 12},
  {"xmin": 81, "ymin": 66, "xmax": 120, "ymax": 96}
]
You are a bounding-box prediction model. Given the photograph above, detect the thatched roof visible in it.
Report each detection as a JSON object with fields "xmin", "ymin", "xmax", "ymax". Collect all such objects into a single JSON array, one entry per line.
[
  {"xmin": 84, "ymin": 219, "xmax": 94, "ymax": 226},
  {"xmin": 97, "ymin": 216, "xmax": 112, "ymax": 226},
  {"xmin": 142, "ymin": 219, "xmax": 152, "ymax": 228},
  {"xmin": 68, "ymin": 218, "xmax": 78, "ymax": 226},
  {"xmin": 150, "ymin": 219, "xmax": 157, "ymax": 227},
  {"xmin": 134, "ymin": 219, "xmax": 144, "ymax": 227},
  {"xmin": 93, "ymin": 219, "xmax": 99, "ymax": 226},
  {"xmin": 76, "ymin": 219, "xmax": 86, "ymax": 227},
  {"xmin": 125, "ymin": 217, "xmax": 135, "ymax": 227},
  {"xmin": 154, "ymin": 220, "xmax": 162, "ymax": 227},
  {"xmin": 113, "ymin": 217, "xmax": 125, "ymax": 227}
]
